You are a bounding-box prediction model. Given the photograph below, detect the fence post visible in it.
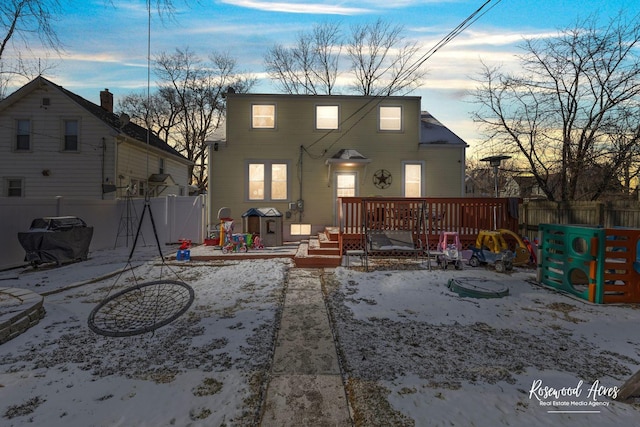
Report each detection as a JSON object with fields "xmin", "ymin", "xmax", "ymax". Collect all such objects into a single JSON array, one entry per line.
[
  {"xmin": 597, "ymin": 202, "xmax": 605, "ymax": 227},
  {"xmin": 519, "ymin": 201, "xmax": 527, "ymax": 237},
  {"xmin": 55, "ymin": 196, "xmax": 64, "ymax": 216}
]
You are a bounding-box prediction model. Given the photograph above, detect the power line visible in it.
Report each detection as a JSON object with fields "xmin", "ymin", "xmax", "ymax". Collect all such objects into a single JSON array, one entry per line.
[{"xmin": 303, "ymin": 0, "xmax": 503, "ymax": 155}]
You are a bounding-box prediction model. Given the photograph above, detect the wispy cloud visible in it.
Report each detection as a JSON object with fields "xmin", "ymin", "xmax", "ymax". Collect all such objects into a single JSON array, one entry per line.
[{"xmin": 219, "ymin": 0, "xmax": 372, "ymax": 15}]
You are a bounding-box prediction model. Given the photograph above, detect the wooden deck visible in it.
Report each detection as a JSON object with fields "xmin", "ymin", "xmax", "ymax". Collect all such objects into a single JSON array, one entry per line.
[{"xmin": 338, "ymin": 197, "xmax": 520, "ymax": 253}]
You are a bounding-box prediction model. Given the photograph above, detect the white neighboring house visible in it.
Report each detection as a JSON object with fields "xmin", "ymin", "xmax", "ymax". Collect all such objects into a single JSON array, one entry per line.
[{"xmin": 0, "ymin": 76, "xmax": 192, "ymax": 199}]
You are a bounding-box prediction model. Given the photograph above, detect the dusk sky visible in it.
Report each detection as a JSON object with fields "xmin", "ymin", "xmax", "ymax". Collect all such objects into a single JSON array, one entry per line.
[{"xmin": 8, "ymin": 0, "xmax": 639, "ymax": 156}]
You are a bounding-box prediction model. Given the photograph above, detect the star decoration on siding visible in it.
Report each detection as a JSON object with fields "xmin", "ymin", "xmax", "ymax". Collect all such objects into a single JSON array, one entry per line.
[{"xmin": 373, "ymin": 169, "xmax": 392, "ymax": 189}]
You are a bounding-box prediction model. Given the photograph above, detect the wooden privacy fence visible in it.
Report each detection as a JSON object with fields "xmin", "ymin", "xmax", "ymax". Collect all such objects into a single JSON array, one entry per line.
[{"xmin": 520, "ymin": 200, "xmax": 640, "ymax": 240}]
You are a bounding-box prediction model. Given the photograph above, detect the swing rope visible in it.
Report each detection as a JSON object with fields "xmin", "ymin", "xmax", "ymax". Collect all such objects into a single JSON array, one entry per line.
[{"xmin": 88, "ymin": 201, "xmax": 194, "ymax": 337}]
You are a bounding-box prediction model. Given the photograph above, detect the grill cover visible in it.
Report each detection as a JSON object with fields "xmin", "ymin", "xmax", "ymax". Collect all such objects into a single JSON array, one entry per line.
[{"xmin": 18, "ymin": 216, "xmax": 94, "ymax": 266}]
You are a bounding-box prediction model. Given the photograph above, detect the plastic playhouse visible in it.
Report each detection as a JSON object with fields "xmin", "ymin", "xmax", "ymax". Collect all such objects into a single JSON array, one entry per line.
[{"xmin": 537, "ymin": 224, "xmax": 640, "ymax": 304}]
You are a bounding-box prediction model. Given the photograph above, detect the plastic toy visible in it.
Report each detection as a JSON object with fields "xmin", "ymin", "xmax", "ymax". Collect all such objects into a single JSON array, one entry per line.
[
  {"xmin": 435, "ymin": 231, "xmax": 463, "ymax": 270},
  {"xmin": 472, "ymin": 229, "xmax": 531, "ymax": 266},
  {"xmin": 468, "ymin": 245, "xmax": 514, "ymax": 273},
  {"xmin": 538, "ymin": 224, "xmax": 640, "ymax": 304},
  {"xmin": 252, "ymin": 235, "xmax": 264, "ymax": 250},
  {"xmin": 222, "ymin": 233, "xmax": 248, "ymax": 254},
  {"xmin": 497, "ymin": 229, "xmax": 532, "ymax": 265}
]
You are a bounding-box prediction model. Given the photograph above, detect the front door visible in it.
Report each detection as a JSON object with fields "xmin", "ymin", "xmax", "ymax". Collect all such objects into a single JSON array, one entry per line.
[{"xmin": 334, "ymin": 172, "xmax": 357, "ymax": 225}]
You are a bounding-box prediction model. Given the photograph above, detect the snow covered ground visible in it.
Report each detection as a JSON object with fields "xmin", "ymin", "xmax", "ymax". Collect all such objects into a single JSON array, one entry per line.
[
  {"xmin": 1, "ymin": 246, "xmax": 640, "ymax": 426},
  {"xmin": 326, "ymin": 262, "xmax": 640, "ymax": 426},
  {"xmin": 1, "ymin": 246, "xmax": 290, "ymax": 426}
]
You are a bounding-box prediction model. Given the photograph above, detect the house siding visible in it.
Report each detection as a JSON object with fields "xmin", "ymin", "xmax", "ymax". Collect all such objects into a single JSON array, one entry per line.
[
  {"xmin": 422, "ymin": 146, "xmax": 466, "ymax": 197},
  {"xmin": 116, "ymin": 143, "xmax": 188, "ymax": 197},
  {"xmin": 0, "ymin": 77, "xmax": 192, "ymax": 201},
  {"xmin": 0, "ymin": 86, "xmax": 111, "ymax": 199},
  {"xmin": 210, "ymin": 93, "xmax": 466, "ymax": 239}
]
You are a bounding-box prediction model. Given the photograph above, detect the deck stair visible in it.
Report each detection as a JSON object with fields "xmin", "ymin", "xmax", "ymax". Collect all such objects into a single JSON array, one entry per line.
[{"xmin": 293, "ymin": 227, "xmax": 342, "ymax": 268}]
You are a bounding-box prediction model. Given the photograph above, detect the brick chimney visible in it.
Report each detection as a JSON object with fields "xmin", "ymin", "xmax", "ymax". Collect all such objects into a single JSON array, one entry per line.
[{"xmin": 100, "ymin": 88, "xmax": 113, "ymax": 113}]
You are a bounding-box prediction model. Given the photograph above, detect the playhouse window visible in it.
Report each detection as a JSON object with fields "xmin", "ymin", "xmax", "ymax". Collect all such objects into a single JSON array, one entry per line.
[
  {"xmin": 316, "ymin": 105, "xmax": 339, "ymax": 130},
  {"xmin": 252, "ymin": 104, "xmax": 276, "ymax": 129},
  {"xmin": 248, "ymin": 161, "xmax": 288, "ymax": 201},
  {"xmin": 379, "ymin": 106, "xmax": 402, "ymax": 131}
]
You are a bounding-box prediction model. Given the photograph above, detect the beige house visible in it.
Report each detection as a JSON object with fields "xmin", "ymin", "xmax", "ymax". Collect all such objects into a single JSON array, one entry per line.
[
  {"xmin": 0, "ymin": 76, "xmax": 192, "ymax": 200},
  {"xmin": 208, "ymin": 93, "xmax": 466, "ymax": 241}
]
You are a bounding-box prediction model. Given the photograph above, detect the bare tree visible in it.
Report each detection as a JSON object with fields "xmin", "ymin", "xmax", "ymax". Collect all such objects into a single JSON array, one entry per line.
[
  {"xmin": 472, "ymin": 12, "xmax": 640, "ymax": 201},
  {"xmin": 264, "ymin": 22, "xmax": 341, "ymax": 95},
  {"xmin": 347, "ymin": 18, "xmax": 426, "ymax": 96},
  {"xmin": 120, "ymin": 48, "xmax": 256, "ymax": 193},
  {"xmin": 0, "ymin": 0, "xmax": 63, "ymax": 97},
  {"xmin": 0, "ymin": 0, "xmax": 62, "ymax": 61},
  {"xmin": 264, "ymin": 19, "xmax": 426, "ymax": 96},
  {"xmin": 0, "ymin": 0, "xmax": 189, "ymax": 98}
]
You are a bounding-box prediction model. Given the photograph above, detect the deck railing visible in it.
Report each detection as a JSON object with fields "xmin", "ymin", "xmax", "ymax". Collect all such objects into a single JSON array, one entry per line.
[{"xmin": 338, "ymin": 197, "xmax": 520, "ymax": 251}]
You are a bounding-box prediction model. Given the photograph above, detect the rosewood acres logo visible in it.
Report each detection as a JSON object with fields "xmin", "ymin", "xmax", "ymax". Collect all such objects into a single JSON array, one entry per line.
[{"xmin": 528, "ymin": 379, "xmax": 620, "ymax": 413}]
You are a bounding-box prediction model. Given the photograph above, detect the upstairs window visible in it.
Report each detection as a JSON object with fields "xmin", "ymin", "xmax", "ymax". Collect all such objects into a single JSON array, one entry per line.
[
  {"xmin": 379, "ymin": 106, "xmax": 402, "ymax": 131},
  {"xmin": 316, "ymin": 105, "xmax": 339, "ymax": 130},
  {"xmin": 63, "ymin": 119, "xmax": 79, "ymax": 151},
  {"xmin": 252, "ymin": 104, "xmax": 276, "ymax": 129},
  {"xmin": 16, "ymin": 119, "xmax": 31, "ymax": 151}
]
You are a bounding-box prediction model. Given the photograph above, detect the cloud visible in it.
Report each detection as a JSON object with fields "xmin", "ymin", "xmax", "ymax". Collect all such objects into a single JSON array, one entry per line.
[{"xmin": 219, "ymin": 0, "xmax": 371, "ymax": 15}]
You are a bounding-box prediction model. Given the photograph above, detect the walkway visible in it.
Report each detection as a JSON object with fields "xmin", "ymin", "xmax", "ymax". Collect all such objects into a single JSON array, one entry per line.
[{"xmin": 260, "ymin": 268, "xmax": 352, "ymax": 426}]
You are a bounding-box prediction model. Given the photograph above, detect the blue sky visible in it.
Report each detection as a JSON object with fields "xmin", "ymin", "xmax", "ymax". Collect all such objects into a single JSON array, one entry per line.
[{"xmin": 10, "ymin": 0, "xmax": 639, "ymax": 155}]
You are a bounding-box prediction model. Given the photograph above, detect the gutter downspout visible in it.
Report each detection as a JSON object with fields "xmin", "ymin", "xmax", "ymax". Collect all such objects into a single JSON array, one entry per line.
[
  {"xmin": 299, "ymin": 145, "xmax": 303, "ymax": 223},
  {"xmin": 101, "ymin": 137, "xmax": 106, "ymax": 200}
]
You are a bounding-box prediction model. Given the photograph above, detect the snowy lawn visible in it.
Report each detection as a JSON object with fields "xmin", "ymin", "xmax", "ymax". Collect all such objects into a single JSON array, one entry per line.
[
  {"xmin": 0, "ymin": 248, "xmax": 291, "ymax": 427},
  {"xmin": 325, "ymin": 262, "xmax": 640, "ymax": 427},
  {"xmin": 3, "ymin": 247, "xmax": 640, "ymax": 427}
]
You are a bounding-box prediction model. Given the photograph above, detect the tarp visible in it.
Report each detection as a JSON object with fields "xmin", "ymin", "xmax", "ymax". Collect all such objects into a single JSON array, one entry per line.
[{"xmin": 17, "ymin": 217, "xmax": 93, "ymax": 266}]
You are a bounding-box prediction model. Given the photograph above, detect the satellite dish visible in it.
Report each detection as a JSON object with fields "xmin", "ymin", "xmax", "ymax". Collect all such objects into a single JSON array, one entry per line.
[{"xmin": 119, "ymin": 113, "xmax": 130, "ymax": 128}]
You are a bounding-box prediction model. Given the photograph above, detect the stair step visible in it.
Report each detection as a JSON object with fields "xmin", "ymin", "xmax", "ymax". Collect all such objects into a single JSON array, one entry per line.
[
  {"xmin": 318, "ymin": 232, "xmax": 339, "ymax": 249},
  {"xmin": 294, "ymin": 242, "xmax": 342, "ymax": 268},
  {"xmin": 308, "ymin": 238, "xmax": 341, "ymax": 255},
  {"xmin": 324, "ymin": 227, "xmax": 340, "ymax": 242}
]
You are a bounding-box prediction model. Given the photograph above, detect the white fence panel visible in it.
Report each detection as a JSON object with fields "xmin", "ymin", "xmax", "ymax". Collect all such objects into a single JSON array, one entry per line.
[{"xmin": 1, "ymin": 195, "xmax": 205, "ymax": 271}]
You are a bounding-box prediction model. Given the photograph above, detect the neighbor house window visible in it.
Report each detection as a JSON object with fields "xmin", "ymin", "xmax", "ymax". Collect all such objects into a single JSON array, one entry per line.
[
  {"xmin": 379, "ymin": 106, "xmax": 402, "ymax": 131},
  {"xmin": 5, "ymin": 178, "xmax": 24, "ymax": 197},
  {"xmin": 316, "ymin": 105, "xmax": 339, "ymax": 130},
  {"xmin": 129, "ymin": 179, "xmax": 147, "ymax": 197},
  {"xmin": 16, "ymin": 119, "xmax": 31, "ymax": 151},
  {"xmin": 159, "ymin": 158, "xmax": 165, "ymax": 174},
  {"xmin": 252, "ymin": 104, "xmax": 276, "ymax": 129},
  {"xmin": 63, "ymin": 119, "xmax": 79, "ymax": 151},
  {"xmin": 248, "ymin": 161, "xmax": 288, "ymax": 201},
  {"xmin": 403, "ymin": 162, "xmax": 423, "ymax": 197}
]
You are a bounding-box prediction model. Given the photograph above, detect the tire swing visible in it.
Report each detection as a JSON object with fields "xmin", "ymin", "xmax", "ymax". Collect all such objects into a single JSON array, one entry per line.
[
  {"xmin": 88, "ymin": 199, "xmax": 194, "ymax": 337},
  {"xmin": 88, "ymin": 6, "xmax": 194, "ymax": 337}
]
